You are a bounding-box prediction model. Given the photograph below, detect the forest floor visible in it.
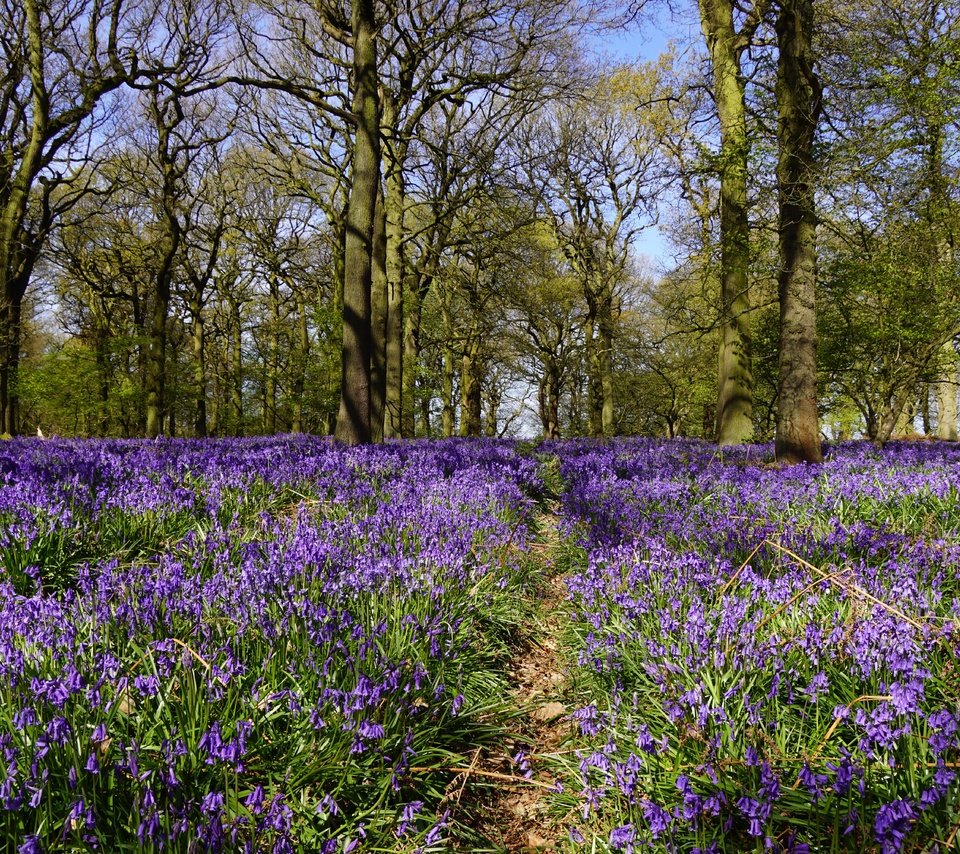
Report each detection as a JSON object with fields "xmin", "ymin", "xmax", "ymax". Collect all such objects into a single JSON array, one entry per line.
[{"xmin": 468, "ymin": 508, "xmax": 575, "ymax": 851}]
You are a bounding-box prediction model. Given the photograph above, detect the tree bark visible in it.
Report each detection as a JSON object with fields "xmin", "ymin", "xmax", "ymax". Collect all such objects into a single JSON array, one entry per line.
[
  {"xmin": 229, "ymin": 294, "xmax": 244, "ymax": 435},
  {"xmin": 774, "ymin": 0, "xmax": 822, "ymax": 464},
  {"xmin": 382, "ymin": 99, "xmax": 405, "ymax": 440},
  {"xmin": 370, "ymin": 186, "xmax": 387, "ymax": 442},
  {"xmin": 936, "ymin": 352, "xmax": 958, "ymax": 440},
  {"xmin": 584, "ymin": 308, "xmax": 601, "ymax": 437},
  {"xmin": 190, "ymin": 295, "xmax": 207, "ymax": 437},
  {"xmin": 334, "ymin": 0, "xmax": 380, "ymax": 445},
  {"xmin": 291, "ymin": 296, "xmax": 309, "ymax": 433},
  {"xmin": 698, "ymin": 0, "xmax": 757, "ymax": 445},
  {"xmin": 460, "ymin": 342, "xmax": 482, "ymax": 437}
]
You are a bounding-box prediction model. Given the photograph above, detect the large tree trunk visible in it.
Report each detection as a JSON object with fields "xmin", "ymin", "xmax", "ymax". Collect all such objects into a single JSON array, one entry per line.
[
  {"xmin": 936, "ymin": 351, "xmax": 958, "ymax": 440},
  {"xmin": 370, "ymin": 187, "xmax": 387, "ymax": 442},
  {"xmin": 539, "ymin": 369, "xmax": 561, "ymax": 440},
  {"xmin": 774, "ymin": 0, "xmax": 822, "ymax": 464},
  {"xmin": 699, "ymin": 0, "xmax": 755, "ymax": 445},
  {"xmin": 484, "ymin": 385, "xmax": 500, "ymax": 438},
  {"xmin": 0, "ymin": 285, "xmax": 26, "ymax": 435},
  {"xmin": 334, "ymin": 0, "xmax": 380, "ymax": 445},
  {"xmin": 460, "ymin": 342, "xmax": 482, "ymax": 437}
]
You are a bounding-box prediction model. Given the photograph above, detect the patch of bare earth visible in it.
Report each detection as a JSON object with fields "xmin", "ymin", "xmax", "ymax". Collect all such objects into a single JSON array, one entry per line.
[{"xmin": 467, "ymin": 510, "xmax": 573, "ymax": 852}]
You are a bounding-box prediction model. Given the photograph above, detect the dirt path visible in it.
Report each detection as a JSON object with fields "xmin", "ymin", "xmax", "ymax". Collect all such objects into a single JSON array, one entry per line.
[{"xmin": 472, "ymin": 508, "xmax": 573, "ymax": 851}]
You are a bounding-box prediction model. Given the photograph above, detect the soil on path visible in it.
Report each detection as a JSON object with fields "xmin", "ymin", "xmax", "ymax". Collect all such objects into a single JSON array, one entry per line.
[{"xmin": 470, "ymin": 509, "xmax": 573, "ymax": 851}]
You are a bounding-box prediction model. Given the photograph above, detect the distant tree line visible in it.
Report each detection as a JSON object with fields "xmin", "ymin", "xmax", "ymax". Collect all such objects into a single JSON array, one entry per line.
[{"xmin": 4, "ymin": 0, "xmax": 958, "ymax": 461}]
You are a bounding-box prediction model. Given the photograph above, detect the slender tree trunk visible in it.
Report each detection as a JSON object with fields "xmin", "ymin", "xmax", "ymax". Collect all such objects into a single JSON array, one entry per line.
[
  {"xmin": 382, "ymin": 105, "xmax": 405, "ymax": 440},
  {"xmin": 95, "ymin": 326, "xmax": 111, "ymax": 435},
  {"xmin": 191, "ymin": 296, "xmax": 207, "ymax": 437},
  {"xmin": 598, "ymin": 292, "xmax": 615, "ymax": 437},
  {"xmin": 292, "ymin": 296, "xmax": 309, "ymax": 433},
  {"xmin": 402, "ymin": 290, "xmax": 423, "ymax": 437},
  {"xmin": 584, "ymin": 309, "xmax": 602, "ymax": 437},
  {"xmin": 145, "ymin": 279, "xmax": 170, "ymax": 438},
  {"xmin": 370, "ymin": 187, "xmax": 387, "ymax": 442},
  {"xmin": 699, "ymin": 0, "xmax": 755, "ymax": 445},
  {"xmin": 442, "ymin": 347, "xmax": 455, "ymax": 437},
  {"xmin": 441, "ymin": 294, "xmax": 455, "ymax": 438},
  {"xmin": 774, "ymin": 0, "xmax": 822, "ymax": 464},
  {"xmin": 335, "ymin": 0, "xmax": 380, "ymax": 445},
  {"xmin": 265, "ymin": 279, "xmax": 281, "ymax": 434},
  {"xmin": 230, "ymin": 296, "xmax": 244, "ymax": 436}
]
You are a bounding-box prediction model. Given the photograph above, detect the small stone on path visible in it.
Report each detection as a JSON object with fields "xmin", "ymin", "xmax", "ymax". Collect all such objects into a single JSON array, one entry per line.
[{"xmin": 531, "ymin": 701, "xmax": 566, "ymax": 723}]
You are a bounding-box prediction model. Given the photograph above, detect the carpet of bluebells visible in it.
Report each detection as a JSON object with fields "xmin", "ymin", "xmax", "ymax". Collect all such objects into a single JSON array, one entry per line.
[
  {"xmin": 0, "ymin": 436, "xmax": 544, "ymax": 852},
  {"xmin": 1, "ymin": 436, "xmax": 959, "ymax": 853},
  {"xmin": 547, "ymin": 439, "xmax": 960, "ymax": 852}
]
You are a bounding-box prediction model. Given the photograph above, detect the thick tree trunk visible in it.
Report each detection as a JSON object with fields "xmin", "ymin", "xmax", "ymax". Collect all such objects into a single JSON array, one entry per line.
[
  {"xmin": 699, "ymin": 0, "xmax": 754, "ymax": 445},
  {"xmin": 0, "ymin": 291, "xmax": 25, "ymax": 435},
  {"xmin": 539, "ymin": 370, "xmax": 561, "ymax": 440},
  {"xmin": 335, "ymin": 0, "xmax": 380, "ymax": 445},
  {"xmin": 370, "ymin": 187, "xmax": 387, "ymax": 442},
  {"xmin": 774, "ymin": 0, "xmax": 822, "ymax": 464},
  {"xmin": 937, "ymin": 351, "xmax": 958, "ymax": 440},
  {"xmin": 484, "ymin": 386, "xmax": 500, "ymax": 438},
  {"xmin": 460, "ymin": 343, "xmax": 482, "ymax": 437}
]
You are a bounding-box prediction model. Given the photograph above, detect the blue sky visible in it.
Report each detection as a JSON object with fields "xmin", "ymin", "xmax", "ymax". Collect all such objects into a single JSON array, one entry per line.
[{"xmin": 589, "ymin": 7, "xmax": 702, "ymax": 272}]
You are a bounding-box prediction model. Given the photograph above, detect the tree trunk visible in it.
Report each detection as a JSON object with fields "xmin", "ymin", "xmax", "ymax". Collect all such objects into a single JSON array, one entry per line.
[
  {"xmin": 291, "ymin": 296, "xmax": 309, "ymax": 433},
  {"xmin": 539, "ymin": 369, "xmax": 561, "ymax": 440},
  {"xmin": 264, "ymin": 277, "xmax": 281, "ymax": 434},
  {"xmin": 699, "ymin": 0, "xmax": 754, "ymax": 445},
  {"xmin": 191, "ymin": 295, "xmax": 207, "ymax": 438},
  {"xmin": 383, "ymin": 106, "xmax": 405, "ymax": 440},
  {"xmin": 598, "ymin": 292, "xmax": 615, "ymax": 437},
  {"xmin": 0, "ymin": 289, "xmax": 25, "ymax": 435},
  {"xmin": 334, "ymin": 0, "xmax": 380, "ymax": 445},
  {"xmin": 370, "ymin": 186, "xmax": 387, "ymax": 442},
  {"xmin": 774, "ymin": 0, "xmax": 822, "ymax": 465},
  {"xmin": 442, "ymin": 345, "xmax": 455, "ymax": 437},
  {"xmin": 484, "ymin": 385, "xmax": 500, "ymax": 438},
  {"xmin": 230, "ymin": 296, "xmax": 244, "ymax": 436},
  {"xmin": 145, "ymin": 278, "xmax": 171, "ymax": 439},
  {"xmin": 584, "ymin": 309, "xmax": 602, "ymax": 437},
  {"xmin": 401, "ymin": 291, "xmax": 421, "ymax": 437},
  {"xmin": 937, "ymin": 357, "xmax": 959, "ymax": 440},
  {"xmin": 460, "ymin": 343, "xmax": 482, "ymax": 437}
]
